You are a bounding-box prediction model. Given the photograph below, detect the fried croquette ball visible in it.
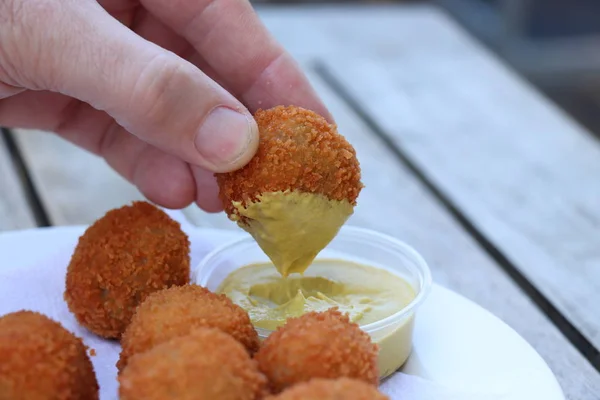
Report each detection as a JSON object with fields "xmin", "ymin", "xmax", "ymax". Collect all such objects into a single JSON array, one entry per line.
[
  {"xmin": 118, "ymin": 284, "xmax": 259, "ymax": 371},
  {"xmin": 0, "ymin": 311, "xmax": 99, "ymax": 400},
  {"xmin": 216, "ymin": 106, "xmax": 363, "ymax": 276},
  {"xmin": 119, "ymin": 327, "xmax": 267, "ymax": 400},
  {"xmin": 255, "ymin": 309, "xmax": 379, "ymax": 393},
  {"xmin": 265, "ymin": 378, "xmax": 389, "ymax": 400},
  {"xmin": 216, "ymin": 105, "xmax": 362, "ymax": 217},
  {"xmin": 64, "ymin": 201, "xmax": 190, "ymax": 339}
]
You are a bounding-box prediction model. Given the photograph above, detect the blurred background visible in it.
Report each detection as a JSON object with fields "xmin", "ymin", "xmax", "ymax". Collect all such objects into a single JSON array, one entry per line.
[{"xmin": 252, "ymin": 0, "xmax": 600, "ymax": 141}]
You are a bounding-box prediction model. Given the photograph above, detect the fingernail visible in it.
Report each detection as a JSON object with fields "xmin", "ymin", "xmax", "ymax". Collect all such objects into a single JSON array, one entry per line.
[{"xmin": 195, "ymin": 107, "xmax": 258, "ymax": 171}]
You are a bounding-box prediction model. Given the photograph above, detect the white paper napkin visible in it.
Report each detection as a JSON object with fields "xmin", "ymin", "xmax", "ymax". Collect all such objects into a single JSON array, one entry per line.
[
  {"xmin": 0, "ymin": 210, "xmax": 505, "ymax": 400},
  {"xmin": 380, "ymin": 373, "xmax": 507, "ymax": 399}
]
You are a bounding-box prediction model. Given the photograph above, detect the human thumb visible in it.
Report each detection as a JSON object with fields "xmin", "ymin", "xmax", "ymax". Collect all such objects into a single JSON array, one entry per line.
[{"xmin": 0, "ymin": 0, "xmax": 258, "ymax": 172}]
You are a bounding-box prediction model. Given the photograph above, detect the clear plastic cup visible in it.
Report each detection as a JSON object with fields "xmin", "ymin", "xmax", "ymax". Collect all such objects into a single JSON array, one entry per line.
[{"xmin": 193, "ymin": 225, "xmax": 432, "ymax": 379}]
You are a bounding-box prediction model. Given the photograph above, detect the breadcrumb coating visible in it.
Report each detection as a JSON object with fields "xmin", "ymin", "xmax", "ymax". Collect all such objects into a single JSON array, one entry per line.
[
  {"xmin": 265, "ymin": 378, "xmax": 389, "ymax": 400},
  {"xmin": 255, "ymin": 309, "xmax": 379, "ymax": 393},
  {"xmin": 0, "ymin": 310, "xmax": 99, "ymax": 400},
  {"xmin": 64, "ymin": 201, "xmax": 190, "ymax": 339},
  {"xmin": 118, "ymin": 284, "xmax": 259, "ymax": 371},
  {"xmin": 119, "ymin": 328, "xmax": 267, "ymax": 400},
  {"xmin": 216, "ymin": 106, "xmax": 362, "ymax": 218}
]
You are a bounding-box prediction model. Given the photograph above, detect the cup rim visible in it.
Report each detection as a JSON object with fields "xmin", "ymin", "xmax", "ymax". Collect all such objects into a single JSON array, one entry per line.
[{"xmin": 194, "ymin": 225, "xmax": 433, "ymax": 334}]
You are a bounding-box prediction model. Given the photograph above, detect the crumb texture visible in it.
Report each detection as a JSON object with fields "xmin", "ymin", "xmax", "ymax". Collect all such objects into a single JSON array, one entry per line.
[{"xmin": 216, "ymin": 106, "xmax": 362, "ymax": 217}]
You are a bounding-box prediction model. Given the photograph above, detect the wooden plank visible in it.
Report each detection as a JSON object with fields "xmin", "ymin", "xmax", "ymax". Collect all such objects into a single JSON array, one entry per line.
[
  {"xmin": 301, "ymin": 68, "xmax": 600, "ymax": 399},
  {"xmin": 258, "ymin": 5, "xmax": 478, "ymax": 61},
  {"xmin": 259, "ymin": 4, "xmax": 600, "ymax": 84},
  {"xmin": 321, "ymin": 31, "xmax": 600, "ymax": 352},
  {"xmin": 13, "ymin": 130, "xmax": 143, "ymax": 226},
  {"xmin": 11, "ymin": 130, "xmax": 231, "ymax": 229},
  {"xmin": 0, "ymin": 132, "xmax": 36, "ymax": 231}
]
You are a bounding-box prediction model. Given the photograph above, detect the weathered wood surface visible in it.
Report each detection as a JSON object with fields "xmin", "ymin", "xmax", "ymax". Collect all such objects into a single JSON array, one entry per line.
[
  {"xmin": 259, "ymin": 5, "xmax": 474, "ymax": 60},
  {"xmin": 318, "ymin": 16, "xmax": 600, "ymax": 353},
  {"xmin": 12, "ymin": 130, "xmax": 144, "ymax": 226},
  {"xmin": 11, "ymin": 129, "xmax": 236, "ymax": 229},
  {"xmin": 303, "ymin": 68, "xmax": 600, "ymax": 399},
  {"xmin": 0, "ymin": 133, "xmax": 36, "ymax": 231},
  {"xmin": 263, "ymin": 3, "xmax": 600, "ymax": 373}
]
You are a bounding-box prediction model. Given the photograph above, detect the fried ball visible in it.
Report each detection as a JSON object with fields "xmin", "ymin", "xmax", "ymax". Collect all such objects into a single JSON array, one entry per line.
[
  {"xmin": 119, "ymin": 327, "xmax": 267, "ymax": 400},
  {"xmin": 64, "ymin": 201, "xmax": 190, "ymax": 339},
  {"xmin": 255, "ymin": 309, "xmax": 379, "ymax": 393},
  {"xmin": 216, "ymin": 106, "xmax": 363, "ymax": 276},
  {"xmin": 216, "ymin": 105, "xmax": 363, "ymax": 218},
  {"xmin": 118, "ymin": 284, "xmax": 259, "ymax": 371},
  {"xmin": 266, "ymin": 378, "xmax": 389, "ymax": 400},
  {"xmin": 0, "ymin": 310, "xmax": 99, "ymax": 400}
]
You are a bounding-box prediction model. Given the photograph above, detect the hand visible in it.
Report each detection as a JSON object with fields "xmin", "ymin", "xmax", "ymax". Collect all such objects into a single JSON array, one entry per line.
[{"xmin": 0, "ymin": 0, "xmax": 330, "ymax": 212}]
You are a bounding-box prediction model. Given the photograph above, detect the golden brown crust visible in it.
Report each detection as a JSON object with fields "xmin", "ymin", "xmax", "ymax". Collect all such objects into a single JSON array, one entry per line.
[
  {"xmin": 64, "ymin": 201, "xmax": 190, "ymax": 339},
  {"xmin": 265, "ymin": 378, "xmax": 389, "ymax": 400},
  {"xmin": 119, "ymin": 328, "xmax": 268, "ymax": 400},
  {"xmin": 117, "ymin": 284, "xmax": 260, "ymax": 371},
  {"xmin": 216, "ymin": 106, "xmax": 362, "ymax": 218},
  {"xmin": 0, "ymin": 310, "xmax": 99, "ymax": 400},
  {"xmin": 255, "ymin": 309, "xmax": 379, "ymax": 394}
]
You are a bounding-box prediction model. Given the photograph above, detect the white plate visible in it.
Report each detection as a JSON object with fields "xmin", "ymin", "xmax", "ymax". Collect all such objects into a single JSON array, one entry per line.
[{"xmin": 0, "ymin": 226, "xmax": 564, "ymax": 400}]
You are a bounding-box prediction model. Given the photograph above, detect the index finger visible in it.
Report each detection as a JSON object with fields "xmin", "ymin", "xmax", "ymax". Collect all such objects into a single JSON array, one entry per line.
[{"xmin": 140, "ymin": 0, "xmax": 332, "ymax": 120}]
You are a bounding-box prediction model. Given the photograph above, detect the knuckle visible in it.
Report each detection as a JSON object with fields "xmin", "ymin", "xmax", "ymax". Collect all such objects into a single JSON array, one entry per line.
[{"xmin": 129, "ymin": 55, "xmax": 198, "ymax": 129}]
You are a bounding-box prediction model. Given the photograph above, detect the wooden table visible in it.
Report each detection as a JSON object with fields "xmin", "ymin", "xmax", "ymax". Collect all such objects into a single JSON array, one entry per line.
[{"xmin": 1, "ymin": 4, "xmax": 599, "ymax": 399}]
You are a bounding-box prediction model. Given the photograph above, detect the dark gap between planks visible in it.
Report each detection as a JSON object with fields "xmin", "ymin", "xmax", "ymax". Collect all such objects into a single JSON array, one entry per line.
[
  {"xmin": 312, "ymin": 61, "xmax": 600, "ymax": 372},
  {"xmin": 1, "ymin": 128, "xmax": 51, "ymax": 227}
]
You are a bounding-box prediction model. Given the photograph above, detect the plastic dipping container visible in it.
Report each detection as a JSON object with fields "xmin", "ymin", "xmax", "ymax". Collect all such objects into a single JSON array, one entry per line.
[{"xmin": 193, "ymin": 226, "xmax": 432, "ymax": 379}]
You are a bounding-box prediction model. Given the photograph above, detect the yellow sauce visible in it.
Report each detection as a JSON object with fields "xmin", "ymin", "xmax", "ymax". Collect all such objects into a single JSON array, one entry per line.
[
  {"xmin": 230, "ymin": 191, "xmax": 353, "ymax": 277},
  {"xmin": 217, "ymin": 259, "xmax": 416, "ymax": 378}
]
